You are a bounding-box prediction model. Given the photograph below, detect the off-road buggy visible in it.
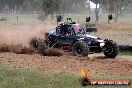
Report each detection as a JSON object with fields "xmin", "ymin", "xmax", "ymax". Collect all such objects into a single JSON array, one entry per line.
[{"xmin": 30, "ymin": 22, "xmax": 118, "ymax": 58}]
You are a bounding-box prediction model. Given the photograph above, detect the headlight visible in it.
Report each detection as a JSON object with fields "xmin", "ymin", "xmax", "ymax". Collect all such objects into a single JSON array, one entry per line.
[{"xmin": 100, "ymin": 43, "xmax": 105, "ymax": 47}]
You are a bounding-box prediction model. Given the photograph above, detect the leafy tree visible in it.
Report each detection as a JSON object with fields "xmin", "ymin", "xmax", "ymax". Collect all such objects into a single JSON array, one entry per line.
[
  {"xmin": 90, "ymin": 0, "xmax": 131, "ymax": 22},
  {"xmin": 41, "ymin": 0, "xmax": 62, "ymax": 17}
]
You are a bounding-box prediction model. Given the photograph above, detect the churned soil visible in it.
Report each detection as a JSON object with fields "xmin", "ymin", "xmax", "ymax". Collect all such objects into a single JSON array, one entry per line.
[
  {"xmin": 0, "ymin": 22, "xmax": 132, "ymax": 77},
  {"xmin": 0, "ymin": 52, "xmax": 132, "ymax": 77}
]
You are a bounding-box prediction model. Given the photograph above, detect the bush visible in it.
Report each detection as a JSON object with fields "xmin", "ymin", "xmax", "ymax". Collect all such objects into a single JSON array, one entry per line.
[
  {"xmin": 0, "ymin": 17, "xmax": 8, "ymax": 21},
  {"xmin": 38, "ymin": 13, "xmax": 47, "ymax": 21}
]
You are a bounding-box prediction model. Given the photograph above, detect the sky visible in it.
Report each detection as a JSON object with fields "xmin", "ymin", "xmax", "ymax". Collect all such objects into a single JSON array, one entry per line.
[{"xmin": 90, "ymin": 1, "xmax": 96, "ymax": 8}]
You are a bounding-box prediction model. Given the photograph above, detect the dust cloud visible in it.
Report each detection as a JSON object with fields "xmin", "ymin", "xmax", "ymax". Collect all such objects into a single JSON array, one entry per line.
[{"xmin": 0, "ymin": 23, "xmax": 55, "ymax": 47}]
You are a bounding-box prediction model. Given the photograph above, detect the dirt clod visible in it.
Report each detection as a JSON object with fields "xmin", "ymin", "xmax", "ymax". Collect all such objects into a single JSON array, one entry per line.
[
  {"xmin": 21, "ymin": 47, "xmax": 36, "ymax": 54},
  {"xmin": 43, "ymin": 48, "xmax": 63, "ymax": 56},
  {"xmin": 0, "ymin": 44, "xmax": 10, "ymax": 52},
  {"xmin": 0, "ymin": 44, "xmax": 36, "ymax": 55}
]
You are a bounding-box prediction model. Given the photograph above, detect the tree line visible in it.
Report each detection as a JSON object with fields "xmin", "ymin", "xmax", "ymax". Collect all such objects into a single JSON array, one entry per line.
[
  {"xmin": 0, "ymin": 0, "xmax": 89, "ymax": 14},
  {"xmin": 92, "ymin": 0, "xmax": 132, "ymax": 22},
  {"xmin": 0, "ymin": 0, "xmax": 132, "ymax": 22}
]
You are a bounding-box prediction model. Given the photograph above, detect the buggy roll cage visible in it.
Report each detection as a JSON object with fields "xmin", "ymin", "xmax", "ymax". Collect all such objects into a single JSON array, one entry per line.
[{"xmin": 56, "ymin": 22, "xmax": 77, "ymax": 36}]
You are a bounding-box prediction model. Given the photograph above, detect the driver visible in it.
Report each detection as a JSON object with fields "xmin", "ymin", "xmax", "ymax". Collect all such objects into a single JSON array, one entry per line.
[
  {"xmin": 60, "ymin": 23, "xmax": 65, "ymax": 36},
  {"xmin": 60, "ymin": 23, "xmax": 68, "ymax": 36}
]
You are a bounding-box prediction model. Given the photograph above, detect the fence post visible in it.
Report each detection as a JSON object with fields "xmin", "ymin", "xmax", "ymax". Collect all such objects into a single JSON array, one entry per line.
[{"xmin": 17, "ymin": 16, "xmax": 18, "ymax": 24}]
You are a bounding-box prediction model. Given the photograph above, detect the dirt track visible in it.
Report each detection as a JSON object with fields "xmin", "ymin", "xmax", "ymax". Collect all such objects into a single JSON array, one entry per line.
[
  {"xmin": 0, "ymin": 22, "xmax": 132, "ymax": 77},
  {"xmin": 0, "ymin": 52, "xmax": 132, "ymax": 76}
]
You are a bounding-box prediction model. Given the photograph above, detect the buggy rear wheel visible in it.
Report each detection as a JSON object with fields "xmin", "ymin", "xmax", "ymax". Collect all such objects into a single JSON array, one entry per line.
[
  {"xmin": 29, "ymin": 37, "xmax": 38, "ymax": 50},
  {"xmin": 37, "ymin": 39, "xmax": 47, "ymax": 54},
  {"xmin": 30, "ymin": 37, "xmax": 47, "ymax": 54}
]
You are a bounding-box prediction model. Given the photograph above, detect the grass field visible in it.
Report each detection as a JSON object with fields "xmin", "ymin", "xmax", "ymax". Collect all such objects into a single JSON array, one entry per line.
[
  {"xmin": 0, "ymin": 64, "xmax": 131, "ymax": 88},
  {"xmin": 1, "ymin": 13, "xmax": 132, "ymax": 24},
  {"xmin": 119, "ymin": 51, "xmax": 132, "ymax": 56}
]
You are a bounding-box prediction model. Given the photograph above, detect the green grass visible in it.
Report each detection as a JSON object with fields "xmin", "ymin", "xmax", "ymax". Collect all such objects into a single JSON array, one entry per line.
[
  {"xmin": 0, "ymin": 14, "xmax": 39, "ymax": 23},
  {"xmin": 0, "ymin": 64, "xmax": 131, "ymax": 88},
  {"xmin": 0, "ymin": 64, "xmax": 79, "ymax": 88},
  {"xmin": 119, "ymin": 51, "xmax": 132, "ymax": 56},
  {"xmin": 1, "ymin": 13, "xmax": 132, "ymax": 24}
]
